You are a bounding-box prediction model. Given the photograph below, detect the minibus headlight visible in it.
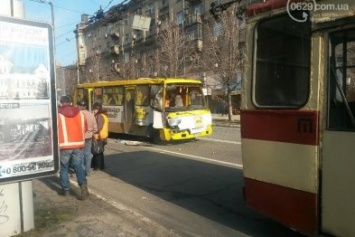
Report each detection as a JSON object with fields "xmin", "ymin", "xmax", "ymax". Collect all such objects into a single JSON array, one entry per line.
[{"xmin": 168, "ymin": 118, "xmax": 181, "ymax": 127}]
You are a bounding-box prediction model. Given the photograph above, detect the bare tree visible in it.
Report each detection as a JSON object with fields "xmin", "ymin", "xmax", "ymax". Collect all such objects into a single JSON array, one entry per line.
[
  {"xmin": 56, "ymin": 65, "xmax": 77, "ymax": 99},
  {"xmin": 203, "ymin": 3, "xmax": 244, "ymax": 120},
  {"xmin": 83, "ymin": 52, "xmax": 107, "ymax": 82},
  {"xmin": 146, "ymin": 48, "xmax": 160, "ymax": 77},
  {"xmin": 65, "ymin": 67, "xmax": 78, "ymax": 99},
  {"xmin": 157, "ymin": 19, "xmax": 198, "ymax": 77}
]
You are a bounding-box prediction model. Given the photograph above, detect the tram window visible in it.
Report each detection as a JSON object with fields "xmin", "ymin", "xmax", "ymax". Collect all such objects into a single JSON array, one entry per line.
[
  {"xmin": 328, "ymin": 29, "xmax": 355, "ymax": 130},
  {"xmin": 253, "ymin": 13, "xmax": 310, "ymax": 108}
]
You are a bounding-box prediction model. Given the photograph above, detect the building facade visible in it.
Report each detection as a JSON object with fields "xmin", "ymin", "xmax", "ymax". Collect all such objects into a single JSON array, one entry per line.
[
  {"xmin": 74, "ymin": 0, "xmax": 228, "ymax": 82},
  {"xmin": 73, "ymin": 0, "xmax": 247, "ymax": 113}
]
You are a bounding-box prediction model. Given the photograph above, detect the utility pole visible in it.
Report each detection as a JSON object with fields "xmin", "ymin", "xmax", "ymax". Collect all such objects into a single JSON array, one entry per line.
[{"xmin": 0, "ymin": 2, "xmax": 34, "ymax": 237}]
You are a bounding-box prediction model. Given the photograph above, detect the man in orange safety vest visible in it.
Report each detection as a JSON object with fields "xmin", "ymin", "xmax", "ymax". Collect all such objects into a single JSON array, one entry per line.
[{"xmin": 57, "ymin": 95, "xmax": 89, "ymax": 200}]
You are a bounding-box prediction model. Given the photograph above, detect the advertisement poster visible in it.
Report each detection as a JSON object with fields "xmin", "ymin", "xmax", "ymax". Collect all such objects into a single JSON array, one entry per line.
[{"xmin": 0, "ymin": 16, "xmax": 59, "ymax": 183}]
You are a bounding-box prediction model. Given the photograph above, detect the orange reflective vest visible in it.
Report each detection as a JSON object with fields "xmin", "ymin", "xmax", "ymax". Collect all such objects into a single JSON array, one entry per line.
[{"xmin": 58, "ymin": 112, "xmax": 86, "ymax": 150}]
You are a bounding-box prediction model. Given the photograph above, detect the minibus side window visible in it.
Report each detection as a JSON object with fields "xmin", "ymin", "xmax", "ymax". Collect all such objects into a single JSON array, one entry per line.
[
  {"xmin": 76, "ymin": 88, "xmax": 84, "ymax": 103},
  {"xmin": 150, "ymin": 85, "xmax": 163, "ymax": 111},
  {"xmin": 135, "ymin": 85, "xmax": 149, "ymax": 106},
  {"xmin": 103, "ymin": 87, "xmax": 114, "ymax": 105},
  {"xmin": 93, "ymin": 88, "xmax": 103, "ymax": 104},
  {"xmin": 112, "ymin": 86, "xmax": 124, "ymax": 105}
]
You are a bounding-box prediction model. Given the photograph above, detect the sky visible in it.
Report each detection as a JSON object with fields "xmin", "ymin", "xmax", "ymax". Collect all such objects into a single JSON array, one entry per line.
[{"xmin": 23, "ymin": 0, "xmax": 124, "ymax": 67}]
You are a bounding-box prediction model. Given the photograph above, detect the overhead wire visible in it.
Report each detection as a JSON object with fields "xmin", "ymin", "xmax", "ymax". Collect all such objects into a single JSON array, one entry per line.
[
  {"xmin": 27, "ymin": 0, "xmax": 126, "ymax": 64},
  {"xmin": 88, "ymin": 0, "xmax": 101, "ymax": 6},
  {"xmin": 103, "ymin": 0, "xmax": 115, "ymax": 11},
  {"xmin": 55, "ymin": 22, "xmax": 79, "ymax": 30},
  {"xmin": 56, "ymin": 36, "xmax": 75, "ymax": 47}
]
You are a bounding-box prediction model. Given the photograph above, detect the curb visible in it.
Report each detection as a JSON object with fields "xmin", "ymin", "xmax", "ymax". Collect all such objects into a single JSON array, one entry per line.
[{"xmin": 212, "ymin": 120, "xmax": 240, "ymax": 128}]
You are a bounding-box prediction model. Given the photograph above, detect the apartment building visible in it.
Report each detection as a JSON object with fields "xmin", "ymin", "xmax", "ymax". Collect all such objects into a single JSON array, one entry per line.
[
  {"xmin": 73, "ymin": 0, "xmax": 246, "ymax": 114},
  {"xmin": 74, "ymin": 0, "xmax": 235, "ymax": 81}
]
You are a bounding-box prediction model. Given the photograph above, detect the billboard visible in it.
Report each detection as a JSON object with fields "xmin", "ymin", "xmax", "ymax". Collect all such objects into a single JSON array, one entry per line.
[
  {"xmin": 132, "ymin": 15, "xmax": 151, "ymax": 31},
  {"xmin": 0, "ymin": 16, "xmax": 59, "ymax": 183}
]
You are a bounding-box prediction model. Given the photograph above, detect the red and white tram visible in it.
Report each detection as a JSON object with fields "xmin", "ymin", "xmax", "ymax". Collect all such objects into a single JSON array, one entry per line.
[{"xmin": 240, "ymin": 0, "xmax": 355, "ymax": 236}]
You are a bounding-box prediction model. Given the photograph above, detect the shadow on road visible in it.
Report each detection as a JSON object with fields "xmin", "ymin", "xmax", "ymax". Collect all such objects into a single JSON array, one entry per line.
[{"xmin": 101, "ymin": 149, "xmax": 303, "ymax": 237}]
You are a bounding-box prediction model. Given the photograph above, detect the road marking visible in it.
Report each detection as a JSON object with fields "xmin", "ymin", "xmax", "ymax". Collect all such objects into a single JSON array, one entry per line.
[
  {"xmin": 146, "ymin": 147, "xmax": 243, "ymax": 169},
  {"xmin": 199, "ymin": 137, "xmax": 241, "ymax": 144}
]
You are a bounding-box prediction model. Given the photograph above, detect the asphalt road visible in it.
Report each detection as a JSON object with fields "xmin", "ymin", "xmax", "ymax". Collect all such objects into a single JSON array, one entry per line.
[
  {"xmin": 83, "ymin": 126, "xmax": 305, "ymax": 237},
  {"xmin": 18, "ymin": 125, "xmax": 306, "ymax": 237}
]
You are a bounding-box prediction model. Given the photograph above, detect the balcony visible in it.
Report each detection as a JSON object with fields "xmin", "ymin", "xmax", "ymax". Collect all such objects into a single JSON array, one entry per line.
[{"xmin": 184, "ymin": 13, "xmax": 202, "ymax": 27}]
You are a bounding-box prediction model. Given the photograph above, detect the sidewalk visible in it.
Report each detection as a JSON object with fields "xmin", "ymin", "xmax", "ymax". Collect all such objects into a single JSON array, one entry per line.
[
  {"xmin": 212, "ymin": 113, "xmax": 240, "ymax": 127},
  {"xmin": 16, "ymin": 115, "xmax": 239, "ymax": 237},
  {"xmin": 18, "ymin": 176, "xmax": 177, "ymax": 237}
]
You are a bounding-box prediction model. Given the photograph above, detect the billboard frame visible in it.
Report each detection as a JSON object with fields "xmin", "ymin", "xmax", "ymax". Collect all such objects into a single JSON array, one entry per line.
[{"xmin": 0, "ymin": 15, "xmax": 59, "ymax": 184}]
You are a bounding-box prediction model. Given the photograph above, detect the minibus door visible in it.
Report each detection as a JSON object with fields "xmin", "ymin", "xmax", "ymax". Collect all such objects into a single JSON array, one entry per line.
[
  {"xmin": 87, "ymin": 88, "xmax": 93, "ymax": 111},
  {"xmin": 124, "ymin": 87, "xmax": 135, "ymax": 123}
]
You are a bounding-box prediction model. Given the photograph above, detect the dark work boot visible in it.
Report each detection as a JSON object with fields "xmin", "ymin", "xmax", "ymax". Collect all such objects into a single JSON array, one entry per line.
[
  {"xmin": 58, "ymin": 189, "xmax": 69, "ymax": 197},
  {"xmin": 78, "ymin": 184, "xmax": 89, "ymax": 200}
]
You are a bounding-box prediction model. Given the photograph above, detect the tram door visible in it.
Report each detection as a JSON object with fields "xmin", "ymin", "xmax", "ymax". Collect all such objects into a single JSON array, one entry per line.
[{"xmin": 321, "ymin": 28, "xmax": 355, "ymax": 237}]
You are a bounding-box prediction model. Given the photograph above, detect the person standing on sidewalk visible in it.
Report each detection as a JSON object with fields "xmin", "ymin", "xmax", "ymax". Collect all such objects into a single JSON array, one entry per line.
[
  {"xmin": 77, "ymin": 99, "xmax": 98, "ymax": 177},
  {"xmin": 57, "ymin": 95, "xmax": 89, "ymax": 200},
  {"xmin": 91, "ymin": 102, "xmax": 109, "ymax": 171}
]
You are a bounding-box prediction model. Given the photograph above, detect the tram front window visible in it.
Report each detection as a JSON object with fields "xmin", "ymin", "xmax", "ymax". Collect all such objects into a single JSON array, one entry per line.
[{"xmin": 253, "ymin": 13, "xmax": 311, "ymax": 108}]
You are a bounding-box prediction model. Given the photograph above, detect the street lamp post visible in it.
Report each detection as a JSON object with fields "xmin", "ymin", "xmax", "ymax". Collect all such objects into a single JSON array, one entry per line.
[
  {"xmin": 31, "ymin": 0, "xmax": 55, "ymax": 57},
  {"xmin": 48, "ymin": 1, "xmax": 54, "ymax": 30},
  {"xmin": 30, "ymin": 0, "xmax": 54, "ymax": 29}
]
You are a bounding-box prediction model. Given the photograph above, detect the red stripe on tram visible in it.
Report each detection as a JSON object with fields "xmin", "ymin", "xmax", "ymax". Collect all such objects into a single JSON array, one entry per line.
[
  {"xmin": 244, "ymin": 178, "xmax": 318, "ymax": 236},
  {"xmin": 240, "ymin": 110, "xmax": 319, "ymax": 145}
]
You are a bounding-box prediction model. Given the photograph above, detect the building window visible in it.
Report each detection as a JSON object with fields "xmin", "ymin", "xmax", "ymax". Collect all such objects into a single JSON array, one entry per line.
[
  {"xmin": 147, "ymin": 3, "xmax": 154, "ymax": 16},
  {"xmin": 194, "ymin": 3, "xmax": 202, "ymax": 15},
  {"xmin": 124, "ymin": 52, "xmax": 130, "ymax": 63},
  {"xmin": 213, "ymin": 22, "xmax": 222, "ymax": 37},
  {"xmin": 177, "ymin": 11, "xmax": 184, "ymax": 25}
]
